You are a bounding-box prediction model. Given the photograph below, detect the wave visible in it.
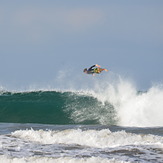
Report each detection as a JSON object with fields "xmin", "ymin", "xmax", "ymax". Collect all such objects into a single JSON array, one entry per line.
[
  {"xmin": 1, "ymin": 126, "xmax": 162, "ymax": 162},
  {"xmin": 0, "ymin": 90, "xmax": 116, "ymax": 125},
  {"xmin": 0, "ymin": 74, "xmax": 163, "ymax": 127},
  {"xmin": 12, "ymin": 128, "xmax": 163, "ymax": 148}
]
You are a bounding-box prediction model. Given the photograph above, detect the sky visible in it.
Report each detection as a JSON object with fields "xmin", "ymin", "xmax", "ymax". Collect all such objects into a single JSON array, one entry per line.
[{"xmin": 0, "ymin": 0, "xmax": 163, "ymax": 90}]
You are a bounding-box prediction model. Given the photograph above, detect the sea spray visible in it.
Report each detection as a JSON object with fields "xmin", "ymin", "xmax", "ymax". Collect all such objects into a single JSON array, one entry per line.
[{"xmin": 84, "ymin": 78, "xmax": 163, "ymax": 127}]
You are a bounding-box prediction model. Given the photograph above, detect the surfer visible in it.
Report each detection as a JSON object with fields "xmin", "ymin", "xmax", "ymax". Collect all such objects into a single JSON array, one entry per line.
[{"xmin": 83, "ymin": 64, "xmax": 108, "ymax": 75}]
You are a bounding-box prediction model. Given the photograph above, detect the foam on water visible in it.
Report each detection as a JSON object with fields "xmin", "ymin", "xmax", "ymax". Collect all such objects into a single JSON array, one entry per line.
[
  {"xmin": 11, "ymin": 129, "xmax": 163, "ymax": 148},
  {"xmin": 0, "ymin": 123, "xmax": 163, "ymax": 163},
  {"xmin": 0, "ymin": 128, "xmax": 162, "ymax": 163},
  {"xmin": 0, "ymin": 156, "xmax": 129, "ymax": 163}
]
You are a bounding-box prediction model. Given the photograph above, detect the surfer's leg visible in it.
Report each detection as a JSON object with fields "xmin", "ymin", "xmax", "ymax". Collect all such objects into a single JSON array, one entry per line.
[{"xmin": 88, "ymin": 65, "xmax": 96, "ymax": 71}]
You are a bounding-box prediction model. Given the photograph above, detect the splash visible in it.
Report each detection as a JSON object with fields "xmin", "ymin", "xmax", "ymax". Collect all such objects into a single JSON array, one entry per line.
[{"xmin": 81, "ymin": 77, "xmax": 163, "ymax": 127}]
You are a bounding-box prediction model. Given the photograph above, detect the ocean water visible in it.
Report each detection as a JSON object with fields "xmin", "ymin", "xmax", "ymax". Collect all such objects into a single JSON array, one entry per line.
[{"xmin": 0, "ymin": 76, "xmax": 163, "ymax": 163}]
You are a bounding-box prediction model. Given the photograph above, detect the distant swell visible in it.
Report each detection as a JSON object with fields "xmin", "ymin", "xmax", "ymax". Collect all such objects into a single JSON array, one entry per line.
[{"xmin": 0, "ymin": 91, "xmax": 116, "ymax": 125}]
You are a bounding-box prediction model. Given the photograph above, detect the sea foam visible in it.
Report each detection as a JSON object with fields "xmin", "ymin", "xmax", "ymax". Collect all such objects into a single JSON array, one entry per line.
[{"xmin": 11, "ymin": 129, "xmax": 163, "ymax": 148}]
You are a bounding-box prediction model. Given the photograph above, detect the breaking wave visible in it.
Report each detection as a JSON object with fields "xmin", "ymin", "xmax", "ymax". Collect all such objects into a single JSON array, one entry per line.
[{"xmin": 0, "ymin": 74, "xmax": 163, "ymax": 127}]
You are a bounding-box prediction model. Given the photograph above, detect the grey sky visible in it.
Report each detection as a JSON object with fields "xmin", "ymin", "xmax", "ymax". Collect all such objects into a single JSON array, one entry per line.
[{"xmin": 0, "ymin": 0, "xmax": 163, "ymax": 90}]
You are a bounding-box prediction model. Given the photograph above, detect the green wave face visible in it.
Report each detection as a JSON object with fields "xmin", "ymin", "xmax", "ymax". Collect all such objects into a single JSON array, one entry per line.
[{"xmin": 0, "ymin": 91, "xmax": 117, "ymax": 125}]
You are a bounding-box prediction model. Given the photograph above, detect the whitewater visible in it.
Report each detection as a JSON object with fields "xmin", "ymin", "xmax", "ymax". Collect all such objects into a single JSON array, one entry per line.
[{"xmin": 0, "ymin": 73, "xmax": 163, "ymax": 162}]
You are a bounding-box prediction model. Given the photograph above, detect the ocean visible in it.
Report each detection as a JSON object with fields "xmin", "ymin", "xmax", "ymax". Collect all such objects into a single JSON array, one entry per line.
[{"xmin": 0, "ymin": 77, "xmax": 163, "ymax": 163}]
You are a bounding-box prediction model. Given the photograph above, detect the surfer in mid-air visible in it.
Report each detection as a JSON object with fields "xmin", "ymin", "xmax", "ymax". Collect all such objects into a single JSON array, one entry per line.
[{"xmin": 83, "ymin": 64, "xmax": 108, "ymax": 76}]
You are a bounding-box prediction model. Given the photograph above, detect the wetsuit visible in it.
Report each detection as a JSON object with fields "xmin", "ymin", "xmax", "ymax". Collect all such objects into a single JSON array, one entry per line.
[{"xmin": 87, "ymin": 65, "xmax": 99, "ymax": 74}]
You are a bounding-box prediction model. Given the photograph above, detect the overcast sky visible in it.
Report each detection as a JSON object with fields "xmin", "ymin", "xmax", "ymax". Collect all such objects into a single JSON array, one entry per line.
[{"xmin": 0, "ymin": 0, "xmax": 163, "ymax": 90}]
